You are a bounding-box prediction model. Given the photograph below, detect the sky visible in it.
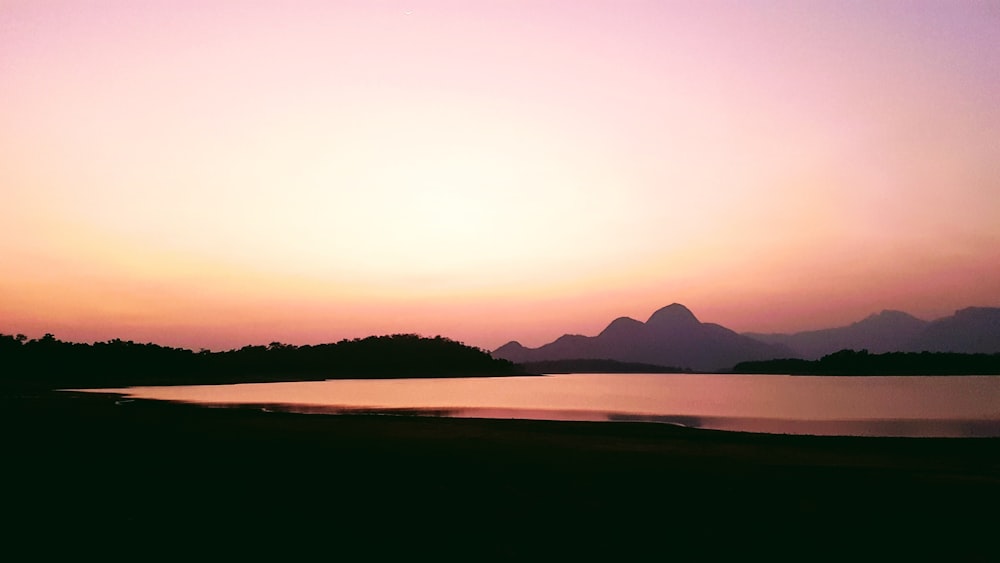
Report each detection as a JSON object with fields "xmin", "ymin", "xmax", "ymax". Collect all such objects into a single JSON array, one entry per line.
[{"xmin": 2, "ymin": 1, "xmax": 999, "ymax": 351}]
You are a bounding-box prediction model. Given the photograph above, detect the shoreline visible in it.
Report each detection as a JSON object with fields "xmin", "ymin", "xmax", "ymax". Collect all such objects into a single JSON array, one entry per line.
[
  {"xmin": 5, "ymin": 389, "xmax": 999, "ymax": 557},
  {"xmin": 73, "ymin": 391, "xmax": 1000, "ymax": 438}
]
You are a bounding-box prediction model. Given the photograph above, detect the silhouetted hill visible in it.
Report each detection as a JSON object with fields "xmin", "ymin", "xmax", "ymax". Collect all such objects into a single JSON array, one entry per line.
[
  {"xmin": 0, "ymin": 333, "xmax": 522, "ymax": 389},
  {"xmin": 493, "ymin": 304, "xmax": 791, "ymax": 372},
  {"xmin": 745, "ymin": 307, "xmax": 1000, "ymax": 359}
]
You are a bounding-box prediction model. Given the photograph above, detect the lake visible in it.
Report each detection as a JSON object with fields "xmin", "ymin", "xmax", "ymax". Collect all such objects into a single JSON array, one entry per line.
[{"xmin": 87, "ymin": 373, "xmax": 1000, "ymax": 437}]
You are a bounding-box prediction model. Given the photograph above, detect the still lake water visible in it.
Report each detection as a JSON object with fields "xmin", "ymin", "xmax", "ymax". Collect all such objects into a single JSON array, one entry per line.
[{"xmin": 91, "ymin": 373, "xmax": 1000, "ymax": 437}]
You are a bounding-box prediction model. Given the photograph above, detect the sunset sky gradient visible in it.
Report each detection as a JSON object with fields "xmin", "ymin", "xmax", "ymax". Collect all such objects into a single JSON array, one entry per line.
[{"xmin": 3, "ymin": 1, "xmax": 999, "ymax": 350}]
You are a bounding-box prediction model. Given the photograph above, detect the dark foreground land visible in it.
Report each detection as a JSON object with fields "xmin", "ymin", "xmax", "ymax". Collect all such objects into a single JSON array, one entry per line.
[{"xmin": 4, "ymin": 391, "xmax": 999, "ymax": 559}]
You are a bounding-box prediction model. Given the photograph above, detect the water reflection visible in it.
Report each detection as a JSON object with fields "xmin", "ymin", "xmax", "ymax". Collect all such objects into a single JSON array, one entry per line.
[{"xmin": 83, "ymin": 374, "xmax": 1000, "ymax": 437}]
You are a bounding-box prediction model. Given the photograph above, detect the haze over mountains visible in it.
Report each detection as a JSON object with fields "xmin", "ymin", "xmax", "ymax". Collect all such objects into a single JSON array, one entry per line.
[{"xmin": 493, "ymin": 304, "xmax": 1000, "ymax": 371}]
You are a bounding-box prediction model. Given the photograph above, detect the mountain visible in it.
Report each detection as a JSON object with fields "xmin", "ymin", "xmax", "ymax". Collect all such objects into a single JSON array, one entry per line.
[
  {"xmin": 744, "ymin": 310, "xmax": 929, "ymax": 360},
  {"xmin": 745, "ymin": 307, "xmax": 1000, "ymax": 359},
  {"xmin": 909, "ymin": 307, "xmax": 1000, "ymax": 354},
  {"xmin": 518, "ymin": 358, "xmax": 688, "ymax": 374},
  {"xmin": 492, "ymin": 304, "xmax": 792, "ymax": 372}
]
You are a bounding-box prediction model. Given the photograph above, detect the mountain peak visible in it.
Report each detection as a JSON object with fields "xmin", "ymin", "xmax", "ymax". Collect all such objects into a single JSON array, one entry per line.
[
  {"xmin": 852, "ymin": 310, "xmax": 927, "ymax": 331},
  {"xmin": 599, "ymin": 316, "xmax": 645, "ymax": 339},
  {"xmin": 646, "ymin": 303, "xmax": 700, "ymax": 326},
  {"xmin": 861, "ymin": 309, "xmax": 922, "ymax": 322},
  {"xmin": 493, "ymin": 341, "xmax": 525, "ymax": 352},
  {"xmin": 877, "ymin": 309, "xmax": 909, "ymax": 317}
]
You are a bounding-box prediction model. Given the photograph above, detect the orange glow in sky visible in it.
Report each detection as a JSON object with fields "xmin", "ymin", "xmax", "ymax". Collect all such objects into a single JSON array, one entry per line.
[{"xmin": 3, "ymin": 1, "xmax": 999, "ymax": 350}]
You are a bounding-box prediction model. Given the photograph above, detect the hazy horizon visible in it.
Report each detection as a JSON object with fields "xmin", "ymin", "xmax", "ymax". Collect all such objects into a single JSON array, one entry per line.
[
  {"xmin": 4, "ymin": 1, "xmax": 999, "ymax": 351},
  {"xmin": 4, "ymin": 291, "xmax": 996, "ymax": 355}
]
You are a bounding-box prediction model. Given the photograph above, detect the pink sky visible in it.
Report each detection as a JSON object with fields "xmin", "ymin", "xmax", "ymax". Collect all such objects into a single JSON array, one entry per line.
[{"xmin": 2, "ymin": 1, "xmax": 999, "ymax": 351}]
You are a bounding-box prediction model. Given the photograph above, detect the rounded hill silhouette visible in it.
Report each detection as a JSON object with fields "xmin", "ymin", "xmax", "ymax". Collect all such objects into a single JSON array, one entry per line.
[{"xmin": 493, "ymin": 303, "xmax": 790, "ymax": 372}]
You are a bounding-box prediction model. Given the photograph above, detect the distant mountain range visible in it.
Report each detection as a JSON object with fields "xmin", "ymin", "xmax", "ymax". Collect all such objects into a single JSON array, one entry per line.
[
  {"xmin": 746, "ymin": 307, "xmax": 1000, "ymax": 359},
  {"xmin": 493, "ymin": 304, "xmax": 1000, "ymax": 371}
]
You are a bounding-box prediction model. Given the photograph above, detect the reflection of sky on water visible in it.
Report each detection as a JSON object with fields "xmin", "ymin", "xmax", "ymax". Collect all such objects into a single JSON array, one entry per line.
[{"xmin": 83, "ymin": 374, "xmax": 1000, "ymax": 437}]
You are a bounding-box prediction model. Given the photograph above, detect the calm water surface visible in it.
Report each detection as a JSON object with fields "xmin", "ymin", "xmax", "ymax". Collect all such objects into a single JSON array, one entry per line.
[{"xmin": 89, "ymin": 373, "xmax": 1000, "ymax": 437}]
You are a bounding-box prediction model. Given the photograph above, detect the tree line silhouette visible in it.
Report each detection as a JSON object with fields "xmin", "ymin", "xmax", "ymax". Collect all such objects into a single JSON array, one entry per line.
[
  {"xmin": 733, "ymin": 349, "xmax": 1000, "ymax": 375},
  {"xmin": 1, "ymin": 333, "xmax": 522, "ymax": 389}
]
